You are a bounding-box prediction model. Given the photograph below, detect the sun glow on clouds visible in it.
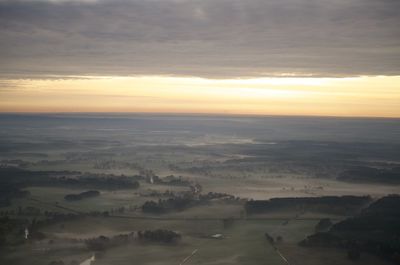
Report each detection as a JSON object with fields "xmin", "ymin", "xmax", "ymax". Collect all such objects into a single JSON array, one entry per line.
[{"xmin": 0, "ymin": 75, "xmax": 399, "ymax": 117}]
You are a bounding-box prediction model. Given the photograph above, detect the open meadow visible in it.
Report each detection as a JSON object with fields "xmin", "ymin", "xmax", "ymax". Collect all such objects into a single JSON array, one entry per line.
[{"xmin": 1, "ymin": 114, "xmax": 399, "ymax": 265}]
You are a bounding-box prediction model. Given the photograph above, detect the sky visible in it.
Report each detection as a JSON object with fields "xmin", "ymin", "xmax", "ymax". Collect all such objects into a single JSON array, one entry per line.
[{"xmin": 0, "ymin": 0, "xmax": 399, "ymax": 117}]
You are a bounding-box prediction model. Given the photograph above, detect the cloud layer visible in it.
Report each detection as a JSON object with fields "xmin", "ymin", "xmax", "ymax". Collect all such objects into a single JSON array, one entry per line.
[{"xmin": 0, "ymin": 0, "xmax": 399, "ymax": 78}]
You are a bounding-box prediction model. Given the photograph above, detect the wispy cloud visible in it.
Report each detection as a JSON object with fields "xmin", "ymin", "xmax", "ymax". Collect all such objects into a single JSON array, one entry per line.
[{"xmin": 0, "ymin": 0, "xmax": 399, "ymax": 78}]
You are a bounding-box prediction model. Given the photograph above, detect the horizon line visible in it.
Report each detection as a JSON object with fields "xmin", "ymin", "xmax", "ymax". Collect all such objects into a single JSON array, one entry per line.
[{"xmin": 0, "ymin": 111, "xmax": 399, "ymax": 120}]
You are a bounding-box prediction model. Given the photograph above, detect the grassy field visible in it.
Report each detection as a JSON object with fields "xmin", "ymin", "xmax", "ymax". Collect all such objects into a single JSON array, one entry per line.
[
  {"xmin": 1, "ymin": 180, "xmax": 393, "ymax": 265},
  {"xmin": 3, "ymin": 184, "xmax": 190, "ymax": 214},
  {"xmin": 38, "ymin": 217, "xmax": 302, "ymax": 265},
  {"xmin": 2, "ymin": 214, "xmax": 393, "ymax": 265}
]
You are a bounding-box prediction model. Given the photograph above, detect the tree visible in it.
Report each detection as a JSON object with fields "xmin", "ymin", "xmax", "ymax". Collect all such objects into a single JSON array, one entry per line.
[{"xmin": 265, "ymin": 233, "xmax": 274, "ymax": 244}]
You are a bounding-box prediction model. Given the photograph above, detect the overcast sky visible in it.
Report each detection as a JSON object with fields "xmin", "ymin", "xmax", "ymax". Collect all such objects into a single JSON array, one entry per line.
[{"xmin": 1, "ymin": 0, "xmax": 399, "ymax": 78}]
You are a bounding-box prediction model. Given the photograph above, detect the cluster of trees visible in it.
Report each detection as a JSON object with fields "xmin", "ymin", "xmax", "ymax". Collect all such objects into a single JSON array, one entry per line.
[
  {"xmin": 142, "ymin": 196, "xmax": 194, "ymax": 214},
  {"xmin": 299, "ymin": 233, "xmax": 363, "ymax": 261},
  {"xmin": 141, "ymin": 189, "xmax": 177, "ymax": 197},
  {"xmin": 46, "ymin": 176, "xmax": 140, "ymax": 190},
  {"xmin": 265, "ymin": 233, "xmax": 275, "ymax": 245},
  {"xmin": 64, "ymin": 190, "xmax": 100, "ymax": 201},
  {"xmin": 299, "ymin": 195, "xmax": 400, "ymax": 263},
  {"xmin": 137, "ymin": 229, "xmax": 181, "ymax": 243},
  {"xmin": 86, "ymin": 234, "xmax": 127, "ymax": 251},
  {"xmin": 144, "ymin": 173, "xmax": 198, "ymax": 191},
  {"xmin": 0, "ymin": 167, "xmax": 140, "ymax": 210},
  {"xmin": 338, "ymin": 166, "xmax": 400, "ymax": 184},
  {"xmin": 85, "ymin": 229, "xmax": 181, "ymax": 251},
  {"xmin": 245, "ymin": 196, "xmax": 372, "ymax": 215},
  {"xmin": 199, "ymin": 192, "xmax": 238, "ymax": 201},
  {"xmin": 142, "ymin": 192, "xmax": 238, "ymax": 214},
  {"xmin": 265, "ymin": 232, "xmax": 283, "ymax": 246},
  {"xmin": 47, "ymin": 261, "xmax": 72, "ymax": 265},
  {"xmin": 93, "ymin": 160, "xmax": 142, "ymax": 171},
  {"xmin": 156, "ymin": 175, "xmax": 192, "ymax": 186},
  {"xmin": 0, "ymin": 167, "xmax": 140, "ymax": 193}
]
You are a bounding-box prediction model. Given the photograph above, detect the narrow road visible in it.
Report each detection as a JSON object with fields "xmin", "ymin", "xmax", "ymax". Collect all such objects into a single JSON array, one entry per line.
[
  {"xmin": 275, "ymin": 248, "xmax": 290, "ymax": 265},
  {"xmin": 179, "ymin": 249, "xmax": 198, "ymax": 265}
]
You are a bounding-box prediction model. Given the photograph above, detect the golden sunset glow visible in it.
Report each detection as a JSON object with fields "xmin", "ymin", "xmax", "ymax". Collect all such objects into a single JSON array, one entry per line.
[
  {"xmin": 1, "ymin": 1, "xmax": 400, "ymax": 263},
  {"xmin": 1, "ymin": 75, "xmax": 399, "ymax": 117}
]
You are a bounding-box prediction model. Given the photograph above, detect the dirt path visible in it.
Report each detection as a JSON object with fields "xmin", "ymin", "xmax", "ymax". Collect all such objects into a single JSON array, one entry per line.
[{"xmin": 179, "ymin": 249, "xmax": 198, "ymax": 265}]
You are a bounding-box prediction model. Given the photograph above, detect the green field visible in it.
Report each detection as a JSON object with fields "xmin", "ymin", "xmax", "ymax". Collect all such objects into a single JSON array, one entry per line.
[{"xmin": 4, "ymin": 213, "xmax": 389, "ymax": 265}]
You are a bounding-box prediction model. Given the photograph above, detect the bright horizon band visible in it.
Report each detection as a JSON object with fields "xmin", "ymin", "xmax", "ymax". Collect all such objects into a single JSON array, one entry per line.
[{"xmin": 0, "ymin": 75, "xmax": 399, "ymax": 118}]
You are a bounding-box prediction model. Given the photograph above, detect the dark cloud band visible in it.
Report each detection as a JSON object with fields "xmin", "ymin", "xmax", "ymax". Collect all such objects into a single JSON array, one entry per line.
[{"xmin": 0, "ymin": 0, "xmax": 399, "ymax": 78}]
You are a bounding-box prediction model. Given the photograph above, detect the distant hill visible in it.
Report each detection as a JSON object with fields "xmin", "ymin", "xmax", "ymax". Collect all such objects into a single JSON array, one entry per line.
[{"xmin": 300, "ymin": 194, "xmax": 400, "ymax": 263}]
